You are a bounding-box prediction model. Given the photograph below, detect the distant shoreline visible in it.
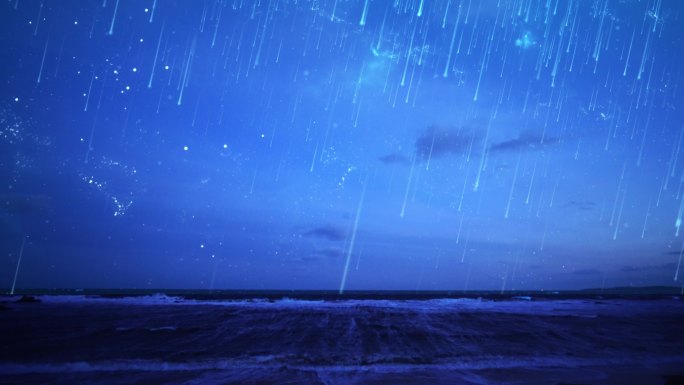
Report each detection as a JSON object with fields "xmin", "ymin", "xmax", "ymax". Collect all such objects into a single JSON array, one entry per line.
[{"xmin": 2, "ymin": 286, "xmax": 682, "ymax": 301}]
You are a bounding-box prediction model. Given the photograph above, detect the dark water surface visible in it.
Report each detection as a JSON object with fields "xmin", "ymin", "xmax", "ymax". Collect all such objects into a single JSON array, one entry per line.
[{"xmin": 1, "ymin": 295, "xmax": 684, "ymax": 384}]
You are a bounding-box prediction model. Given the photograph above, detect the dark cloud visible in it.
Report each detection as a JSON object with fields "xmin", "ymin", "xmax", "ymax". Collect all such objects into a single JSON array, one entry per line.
[
  {"xmin": 379, "ymin": 126, "xmax": 476, "ymax": 165},
  {"xmin": 620, "ymin": 263, "xmax": 678, "ymax": 273},
  {"xmin": 489, "ymin": 131, "xmax": 560, "ymax": 153},
  {"xmin": 378, "ymin": 153, "xmax": 411, "ymax": 165},
  {"xmin": 302, "ymin": 225, "xmax": 346, "ymax": 242},
  {"xmin": 415, "ymin": 125, "xmax": 475, "ymax": 160}
]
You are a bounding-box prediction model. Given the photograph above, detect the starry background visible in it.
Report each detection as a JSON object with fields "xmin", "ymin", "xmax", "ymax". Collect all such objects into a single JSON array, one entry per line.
[{"xmin": 1, "ymin": 0, "xmax": 683, "ymax": 291}]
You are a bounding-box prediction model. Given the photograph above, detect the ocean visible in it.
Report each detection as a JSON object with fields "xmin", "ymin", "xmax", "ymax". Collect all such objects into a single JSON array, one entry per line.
[{"xmin": 1, "ymin": 292, "xmax": 684, "ymax": 384}]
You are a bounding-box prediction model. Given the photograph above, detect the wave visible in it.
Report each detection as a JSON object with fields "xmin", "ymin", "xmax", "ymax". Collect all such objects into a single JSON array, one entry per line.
[
  {"xmin": 29, "ymin": 294, "xmax": 681, "ymax": 318},
  {"xmin": 3, "ymin": 354, "xmax": 684, "ymax": 374}
]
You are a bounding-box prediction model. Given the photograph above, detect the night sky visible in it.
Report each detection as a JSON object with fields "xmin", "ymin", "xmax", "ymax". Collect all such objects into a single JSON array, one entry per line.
[{"xmin": 1, "ymin": 0, "xmax": 683, "ymax": 291}]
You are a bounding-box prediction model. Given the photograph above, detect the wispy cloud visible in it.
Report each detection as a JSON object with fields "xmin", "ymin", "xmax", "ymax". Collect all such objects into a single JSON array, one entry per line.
[
  {"xmin": 378, "ymin": 125, "xmax": 476, "ymax": 165},
  {"xmin": 489, "ymin": 131, "xmax": 559, "ymax": 153},
  {"xmin": 378, "ymin": 153, "xmax": 411, "ymax": 165},
  {"xmin": 415, "ymin": 125, "xmax": 475, "ymax": 160},
  {"xmin": 620, "ymin": 262, "xmax": 677, "ymax": 273},
  {"xmin": 302, "ymin": 225, "xmax": 346, "ymax": 242}
]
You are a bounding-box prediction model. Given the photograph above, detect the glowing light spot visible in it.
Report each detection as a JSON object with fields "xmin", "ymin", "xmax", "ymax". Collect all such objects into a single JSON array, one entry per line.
[
  {"xmin": 183, "ymin": 146, "xmax": 189, "ymax": 151},
  {"xmin": 515, "ymin": 33, "xmax": 536, "ymax": 49},
  {"xmin": 14, "ymin": 97, "xmax": 19, "ymax": 102},
  {"xmin": 223, "ymin": 144, "xmax": 228, "ymax": 149},
  {"xmin": 132, "ymin": 67, "xmax": 137, "ymax": 72}
]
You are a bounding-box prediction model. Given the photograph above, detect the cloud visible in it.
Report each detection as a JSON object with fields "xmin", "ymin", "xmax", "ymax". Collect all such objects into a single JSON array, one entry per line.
[
  {"xmin": 302, "ymin": 225, "xmax": 346, "ymax": 241},
  {"xmin": 489, "ymin": 131, "xmax": 559, "ymax": 153},
  {"xmin": 379, "ymin": 125, "xmax": 476, "ymax": 165},
  {"xmin": 379, "ymin": 153, "xmax": 411, "ymax": 165},
  {"xmin": 414, "ymin": 125, "xmax": 475, "ymax": 160},
  {"xmin": 620, "ymin": 263, "xmax": 678, "ymax": 273}
]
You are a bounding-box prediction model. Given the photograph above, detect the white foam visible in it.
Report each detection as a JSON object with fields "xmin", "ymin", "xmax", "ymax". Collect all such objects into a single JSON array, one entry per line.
[{"xmin": 29, "ymin": 295, "xmax": 684, "ymax": 318}]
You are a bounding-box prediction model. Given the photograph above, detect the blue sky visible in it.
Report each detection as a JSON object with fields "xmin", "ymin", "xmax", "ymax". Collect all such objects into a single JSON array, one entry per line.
[{"xmin": 1, "ymin": 0, "xmax": 683, "ymax": 291}]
